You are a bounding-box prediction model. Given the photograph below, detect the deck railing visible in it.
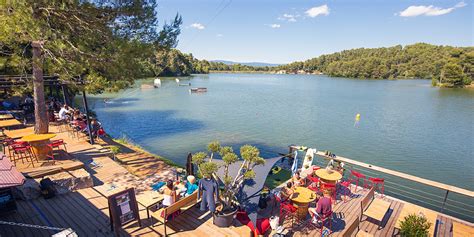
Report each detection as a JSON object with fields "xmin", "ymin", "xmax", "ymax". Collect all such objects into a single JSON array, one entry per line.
[{"xmin": 307, "ymin": 151, "xmax": 474, "ymax": 223}]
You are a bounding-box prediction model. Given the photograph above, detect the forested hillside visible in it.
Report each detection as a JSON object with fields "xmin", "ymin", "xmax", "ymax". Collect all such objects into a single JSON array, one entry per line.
[{"xmin": 276, "ymin": 43, "xmax": 473, "ymax": 87}]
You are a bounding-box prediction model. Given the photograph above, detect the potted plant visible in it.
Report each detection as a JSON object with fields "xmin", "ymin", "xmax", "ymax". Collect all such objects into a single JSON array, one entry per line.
[
  {"xmin": 399, "ymin": 213, "xmax": 431, "ymax": 237},
  {"xmin": 192, "ymin": 141, "xmax": 265, "ymax": 227}
]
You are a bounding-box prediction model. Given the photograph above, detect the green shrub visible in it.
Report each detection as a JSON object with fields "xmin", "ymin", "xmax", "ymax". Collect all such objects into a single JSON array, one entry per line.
[{"xmin": 399, "ymin": 214, "xmax": 431, "ymax": 237}]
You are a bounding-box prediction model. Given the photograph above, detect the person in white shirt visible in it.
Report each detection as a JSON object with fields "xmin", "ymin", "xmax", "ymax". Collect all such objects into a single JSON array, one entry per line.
[{"xmin": 58, "ymin": 105, "xmax": 69, "ymax": 120}]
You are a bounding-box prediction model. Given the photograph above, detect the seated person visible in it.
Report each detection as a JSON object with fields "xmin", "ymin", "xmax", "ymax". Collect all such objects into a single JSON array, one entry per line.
[
  {"xmin": 180, "ymin": 175, "xmax": 198, "ymax": 197},
  {"xmin": 58, "ymin": 105, "xmax": 70, "ymax": 121},
  {"xmin": 162, "ymin": 180, "xmax": 177, "ymax": 207},
  {"xmin": 291, "ymin": 171, "xmax": 305, "ymax": 187},
  {"xmin": 255, "ymin": 193, "xmax": 279, "ymax": 236},
  {"xmin": 279, "ymin": 182, "xmax": 294, "ymax": 202},
  {"xmin": 308, "ymin": 190, "xmax": 332, "ymax": 223}
]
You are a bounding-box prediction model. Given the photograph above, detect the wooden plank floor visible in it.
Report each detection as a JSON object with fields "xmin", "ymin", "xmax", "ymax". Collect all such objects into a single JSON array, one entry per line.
[
  {"xmin": 290, "ymin": 189, "xmax": 472, "ymax": 237},
  {"xmin": 1, "ymin": 125, "xmax": 472, "ymax": 236}
]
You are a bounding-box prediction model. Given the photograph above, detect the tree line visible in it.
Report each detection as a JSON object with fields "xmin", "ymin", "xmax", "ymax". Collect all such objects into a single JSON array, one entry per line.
[{"xmin": 193, "ymin": 43, "xmax": 473, "ymax": 88}]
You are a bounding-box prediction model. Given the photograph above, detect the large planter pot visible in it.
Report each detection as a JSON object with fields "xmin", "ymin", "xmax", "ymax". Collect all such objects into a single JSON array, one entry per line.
[{"xmin": 213, "ymin": 208, "xmax": 238, "ymax": 227}]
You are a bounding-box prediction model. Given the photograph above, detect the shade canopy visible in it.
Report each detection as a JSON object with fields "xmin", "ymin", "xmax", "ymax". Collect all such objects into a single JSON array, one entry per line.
[
  {"xmin": 0, "ymin": 154, "xmax": 25, "ymax": 189},
  {"xmin": 215, "ymin": 156, "xmax": 286, "ymax": 225}
]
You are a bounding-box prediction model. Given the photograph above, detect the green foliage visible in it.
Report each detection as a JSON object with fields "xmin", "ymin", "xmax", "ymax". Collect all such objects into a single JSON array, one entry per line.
[
  {"xmin": 0, "ymin": 0, "xmax": 182, "ymax": 92},
  {"xmin": 222, "ymin": 153, "xmax": 238, "ymax": 165},
  {"xmin": 219, "ymin": 146, "xmax": 234, "ymax": 157},
  {"xmin": 243, "ymin": 170, "xmax": 256, "ymax": 180},
  {"xmin": 199, "ymin": 162, "xmax": 218, "ymax": 178},
  {"xmin": 192, "ymin": 141, "xmax": 266, "ymax": 210},
  {"xmin": 399, "ymin": 214, "xmax": 431, "ymax": 237},
  {"xmin": 109, "ymin": 145, "xmax": 121, "ymax": 155},
  {"xmin": 275, "ymin": 43, "xmax": 473, "ymax": 87},
  {"xmin": 207, "ymin": 140, "xmax": 221, "ymax": 154},
  {"xmin": 192, "ymin": 152, "xmax": 208, "ymax": 166},
  {"xmin": 440, "ymin": 63, "xmax": 466, "ymax": 87}
]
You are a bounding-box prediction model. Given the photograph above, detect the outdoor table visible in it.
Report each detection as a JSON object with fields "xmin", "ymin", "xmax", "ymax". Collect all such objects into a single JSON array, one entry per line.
[
  {"xmin": 94, "ymin": 182, "xmax": 128, "ymax": 197},
  {"xmin": 0, "ymin": 114, "xmax": 14, "ymax": 120},
  {"xmin": 0, "ymin": 119, "xmax": 22, "ymax": 129},
  {"xmin": 315, "ymin": 168, "xmax": 343, "ymax": 184},
  {"xmin": 291, "ymin": 187, "xmax": 317, "ymax": 220},
  {"xmin": 136, "ymin": 190, "xmax": 164, "ymax": 220},
  {"xmin": 3, "ymin": 127, "xmax": 34, "ymax": 139},
  {"xmin": 394, "ymin": 203, "xmax": 438, "ymax": 236},
  {"xmin": 453, "ymin": 221, "xmax": 474, "ymax": 237},
  {"xmin": 20, "ymin": 133, "xmax": 57, "ymax": 160}
]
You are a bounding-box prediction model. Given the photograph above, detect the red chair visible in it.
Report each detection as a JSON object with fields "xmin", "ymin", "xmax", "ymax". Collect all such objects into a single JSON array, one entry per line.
[
  {"xmin": 349, "ymin": 170, "xmax": 367, "ymax": 193},
  {"xmin": 307, "ymin": 211, "xmax": 333, "ymax": 236},
  {"xmin": 321, "ymin": 182, "xmax": 337, "ymax": 202},
  {"xmin": 276, "ymin": 195, "xmax": 298, "ymax": 227},
  {"xmin": 47, "ymin": 139, "xmax": 67, "ymax": 160},
  {"xmin": 368, "ymin": 177, "xmax": 385, "ymax": 197},
  {"xmin": 307, "ymin": 174, "xmax": 320, "ymax": 185},
  {"xmin": 10, "ymin": 144, "xmax": 38, "ymax": 167}
]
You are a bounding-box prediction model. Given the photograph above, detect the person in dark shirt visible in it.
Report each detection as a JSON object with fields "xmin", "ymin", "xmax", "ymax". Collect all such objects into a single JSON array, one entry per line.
[
  {"xmin": 308, "ymin": 190, "xmax": 332, "ymax": 223},
  {"xmin": 198, "ymin": 175, "xmax": 219, "ymax": 212}
]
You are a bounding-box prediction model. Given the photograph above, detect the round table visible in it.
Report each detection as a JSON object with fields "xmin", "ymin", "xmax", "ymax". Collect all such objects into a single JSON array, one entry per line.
[
  {"xmin": 20, "ymin": 134, "xmax": 57, "ymax": 160},
  {"xmin": 315, "ymin": 169, "xmax": 343, "ymax": 184},
  {"xmin": 291, "ymin": 187, "xmax": 317, "ymax": 220}
]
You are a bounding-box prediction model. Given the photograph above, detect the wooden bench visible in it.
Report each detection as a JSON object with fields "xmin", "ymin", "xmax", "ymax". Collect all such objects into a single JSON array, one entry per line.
[
  {"xmin": 360, "ymin": 186, "xmax": 391, "ymax": 229},
  {"xmin": 452, "ymin": 221, "xmax": 474, "ymax": 237},
  {"xmin": 151, "ymin": 191, "xmax": 199, "ymax": 236},
  {"xmin": 342, "ymin": 216, "xmax": 374, "ymax": 237}
]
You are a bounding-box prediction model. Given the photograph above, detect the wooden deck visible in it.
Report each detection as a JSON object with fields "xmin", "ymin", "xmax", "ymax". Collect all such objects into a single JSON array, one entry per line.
[
  {"xmin": 0, "ymin": 127, "xmax": 472, "ymax": 236},
  {"xmin": 291, "ymin": 189, "xmax": 473, "ymax": 237}
]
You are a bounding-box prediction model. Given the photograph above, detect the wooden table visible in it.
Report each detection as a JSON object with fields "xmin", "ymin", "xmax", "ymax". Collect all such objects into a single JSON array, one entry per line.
[
  {"xmin": 0, "ymin": 119, "xmax": 22, "ymax": 129},
  {"xmin": 452, "ymin": 222, "xmax": 474, "ymax": 237},
  {"xmin": 0, "ymin": 114, "xmax": 14, "ymax": 120},
  {"xmin": 20, "ymin": 134, "xmax": 57, "ymax": 160},
  {"xmin": 291, "ymin": 187, "xmax": 317, "ymax": 220},
  {"xmin": 4, "ymin": 127, "xmax": 34, "ymax": 139},
  {"xmin": 136, "ymin": 190, "xmax": 164, "ymax": 220},
  {"xmin": 394, "ymin": 203, "xmax": 438, "ymax": 236},
  {"xmin": 94, "ymin": 183, "xmax": 128, "ymax": 197},
  {"xmin": 315, "ymin": 168, "xmax": 343, "ymax": 184}
]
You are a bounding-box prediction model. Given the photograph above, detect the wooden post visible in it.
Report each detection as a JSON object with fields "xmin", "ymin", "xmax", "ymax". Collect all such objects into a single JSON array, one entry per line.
[
  {"xmin": 61, "ymin": 85, "xmax": 67, "ymax": 105},
  {"xmin": 82, "ymin": 90, "xmax": 94, "ymax": 145},
  {"xmin": 32, "ymin": 41, "xmax": 48, "ymax": 134}
]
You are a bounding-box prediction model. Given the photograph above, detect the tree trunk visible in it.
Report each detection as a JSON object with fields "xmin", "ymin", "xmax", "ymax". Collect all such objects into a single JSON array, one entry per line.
[{"xmin": 32, "ymin": 41, "xmax": 49, "ymax": 134}]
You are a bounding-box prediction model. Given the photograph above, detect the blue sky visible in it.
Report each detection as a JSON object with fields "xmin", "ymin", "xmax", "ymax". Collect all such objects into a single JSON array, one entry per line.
[{"xmin": 156, "ymin": 0, "xmax": 473, "ymax": 64}]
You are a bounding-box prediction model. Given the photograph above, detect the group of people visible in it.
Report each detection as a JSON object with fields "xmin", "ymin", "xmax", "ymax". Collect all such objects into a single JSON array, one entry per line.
[
  {"xmin": 279, "ymin": 169, "xmax": 333, "ymax": 226},
  {"xmin": 159, "ymin": 173, "xmax": 221, "ymax": 219},
  {"xmin": 58, "ymin": 104, "xmax": 104, "ymax": 138}
]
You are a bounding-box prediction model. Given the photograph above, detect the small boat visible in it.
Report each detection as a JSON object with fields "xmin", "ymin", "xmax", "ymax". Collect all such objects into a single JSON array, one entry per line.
[
  {"xmin": 189, "ymin": 87, "xmax": 207, "ymax": 93},
  {"xmin": 154, "ymin": 78, "xmax": 161, "ymax": 88},
  {"xmin": 179, "ymin": 83, "xmax": 191, "ymax": 86}
]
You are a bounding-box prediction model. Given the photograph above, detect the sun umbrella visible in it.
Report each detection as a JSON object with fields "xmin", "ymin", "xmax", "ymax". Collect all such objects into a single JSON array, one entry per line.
[
  {"xmin": 186, "ymin": 152, "xmax": 194, "ymax": 176},
  {"xmin": 291, "ymin": 150, "xmax": 298, "ymax": 176}
]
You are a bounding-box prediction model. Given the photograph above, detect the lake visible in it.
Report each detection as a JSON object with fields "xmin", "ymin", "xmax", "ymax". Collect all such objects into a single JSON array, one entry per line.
[{"xmin": 90, "ymin": 73, "xmax": 474, "ymax": 192}]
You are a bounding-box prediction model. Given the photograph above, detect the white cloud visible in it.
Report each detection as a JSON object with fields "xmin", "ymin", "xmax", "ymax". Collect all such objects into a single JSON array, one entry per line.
[
  {"xmin": 398, "ymin": 1, "xmax": 466, "ymax": 17},
  {"xmin": 269, "ymin": 24, "xmax": 281, "ymax": 28},
  {"xmin": 278, "ymin": 13, "xmax": 297, "ymax": 22},
  {"xmin": 190, "ymin": 23, "xmax": 205, "ymax": 30},
  {"xmin": 216, "ymin": 34, "xmax": 223, "ymax": 37},
  {"xmin": 305, "ymin": 5, "xmax": 330, "ymax": 18}
]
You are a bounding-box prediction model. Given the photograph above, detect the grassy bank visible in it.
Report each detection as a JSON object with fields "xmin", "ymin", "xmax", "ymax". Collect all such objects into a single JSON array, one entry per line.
[{"xmin": 111, "ymin": 135, "xmax": 184, "ymax": 169}]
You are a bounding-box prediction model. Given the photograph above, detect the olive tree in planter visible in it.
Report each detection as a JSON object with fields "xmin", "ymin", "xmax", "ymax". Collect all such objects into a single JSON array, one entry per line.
[
  {"xmin": 399, "ymin": 214, "xmax": 431, "ymax": 237},
  {"xmin": 192, "ymin": 141, "xmax": 265, "ymax": 227}
]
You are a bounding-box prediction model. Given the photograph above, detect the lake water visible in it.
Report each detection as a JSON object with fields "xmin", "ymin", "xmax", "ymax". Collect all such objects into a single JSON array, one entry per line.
[{"xmin": 90, "ymin": 73, "xmax": 474, "ymax": 192}]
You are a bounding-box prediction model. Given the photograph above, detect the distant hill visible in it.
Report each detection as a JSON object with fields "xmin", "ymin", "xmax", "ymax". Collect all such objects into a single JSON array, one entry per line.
[{"xmin": 210, "ymin": 60, "xmax": 280, "ymax": 67}]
